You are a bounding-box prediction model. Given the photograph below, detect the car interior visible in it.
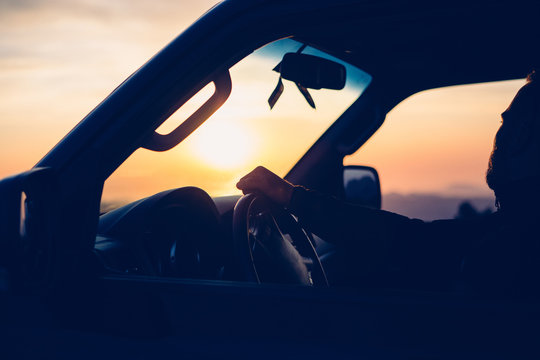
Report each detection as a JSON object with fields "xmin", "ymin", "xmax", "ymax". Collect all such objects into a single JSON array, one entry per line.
[
  {"xmin": 93, "ymin": 38, "xmax": 372, "ymax": 289},
  {"xmin": 3, "ymin": 2, "xmax": 540, "ymax": 357},
  {"xmin": 88, "ymin": 2, "xmax": 540, "ymax": 294}
]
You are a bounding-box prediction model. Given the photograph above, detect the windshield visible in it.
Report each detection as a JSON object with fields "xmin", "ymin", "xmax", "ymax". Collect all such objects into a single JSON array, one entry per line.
[{"xmin": 102, "ymin": 39, "xmax": 371, "ymax": 207}]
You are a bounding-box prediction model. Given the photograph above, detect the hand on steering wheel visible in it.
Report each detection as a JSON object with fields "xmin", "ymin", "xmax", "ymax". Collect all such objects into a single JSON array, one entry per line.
[
  {"xmin": 235, "ymin": 168, "xmax": 328, "ymax": 287},
  {"xmin": 237, "ymin": 166, "xmax": 295, "ymax": 206}
]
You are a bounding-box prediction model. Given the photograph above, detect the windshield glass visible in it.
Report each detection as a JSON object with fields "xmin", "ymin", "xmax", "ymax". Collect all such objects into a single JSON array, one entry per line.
[{"xmin": 102, "ymin": 39, "xmax": 371, "ymax": 207}]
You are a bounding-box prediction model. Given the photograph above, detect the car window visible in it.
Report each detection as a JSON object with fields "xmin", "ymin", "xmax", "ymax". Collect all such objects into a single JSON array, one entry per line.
[
  {"xmin": 102, "ymin": 39, "xmax": 371, "ymax": 209},
  {"xmin": 344, "ymin": 79, "xmax": 525, "ymax": 220}
]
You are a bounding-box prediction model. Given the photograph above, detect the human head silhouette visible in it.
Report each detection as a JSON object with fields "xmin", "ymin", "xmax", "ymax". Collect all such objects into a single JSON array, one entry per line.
[{"xmin": 486, "ymin": 70, "xmax": 540, "ymax": 206}]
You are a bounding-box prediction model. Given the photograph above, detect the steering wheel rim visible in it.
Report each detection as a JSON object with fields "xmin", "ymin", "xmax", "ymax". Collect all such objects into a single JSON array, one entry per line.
[{"xmin": 233, "ymin": 193, "xmax": 328, "ymax": 287}]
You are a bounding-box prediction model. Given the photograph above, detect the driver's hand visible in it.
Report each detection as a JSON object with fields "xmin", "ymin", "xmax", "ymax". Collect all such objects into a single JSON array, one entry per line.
[{"xmin": 236, "ymin": 166, "xmax": 295, "ymax": 206}]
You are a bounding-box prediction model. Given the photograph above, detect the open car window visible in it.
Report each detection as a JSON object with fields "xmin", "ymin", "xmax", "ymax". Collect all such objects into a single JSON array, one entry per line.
[
  {"xmin": 345, "ymin": 79, "xmax": 525, "ymax": 220},
  {"xmin": 102, "ymin": 39, "xmax": 371, "ymax": 209}
]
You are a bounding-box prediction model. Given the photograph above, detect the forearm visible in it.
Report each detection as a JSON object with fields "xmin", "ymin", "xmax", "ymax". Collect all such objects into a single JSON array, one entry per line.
[
  {"xmin": 287, "ymin": 186, "xmax": 476, "ymax": 288},
  {"xmin": 287, "ymin": 186, "xmax": 406, "ymax": 245}
]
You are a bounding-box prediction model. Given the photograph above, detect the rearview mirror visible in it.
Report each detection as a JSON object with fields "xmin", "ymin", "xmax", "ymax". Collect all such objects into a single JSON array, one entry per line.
[
  {"xmin": 280, "ymin": 53, "xmax": 346, "ymax": 90},
  {"xmin": 343, "ymin": 165, "xmax": 381, "ymax": 209}
]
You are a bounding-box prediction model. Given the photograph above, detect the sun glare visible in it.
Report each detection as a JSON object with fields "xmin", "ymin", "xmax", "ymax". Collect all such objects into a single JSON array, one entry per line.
[{"xmin": 188, "ymin": 120, "xmax": 257, "ymax": 170}]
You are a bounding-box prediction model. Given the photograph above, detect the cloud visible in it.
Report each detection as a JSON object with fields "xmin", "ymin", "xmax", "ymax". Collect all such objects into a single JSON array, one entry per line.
[
  {"xmin": 0, "ymin": 0, "xmax": 219, "ymax": 64},
  {"xmin": 0, "ymin": 0, "xmax": 218, "ymax": 177},
  {"xmin": 0, "ymin": 0, "xmax": 219, "ymax": 23},
  {"xmin": 0, "ymin": 0, "xmax": 44, "ymax": 11}
]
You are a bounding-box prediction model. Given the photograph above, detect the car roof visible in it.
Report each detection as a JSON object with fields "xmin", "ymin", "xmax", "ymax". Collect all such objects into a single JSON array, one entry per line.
[{"xmin": 280, "ymin": 0, "xmax": 540, "ymax": 109}]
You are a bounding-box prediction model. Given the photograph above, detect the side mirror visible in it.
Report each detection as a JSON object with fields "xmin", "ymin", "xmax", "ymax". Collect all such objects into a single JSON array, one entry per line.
[
  {"xmin": 280, "ymin": 53, "xmax": 346, "ymax": 90},
  {"xmin": 343, "ymin": 165, "xmax": 381, "ymax": 209}
]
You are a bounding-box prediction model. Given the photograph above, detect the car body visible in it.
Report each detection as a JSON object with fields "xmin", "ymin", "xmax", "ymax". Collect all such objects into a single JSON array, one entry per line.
[{"xmin": 1, "ymin": 0, "xmax": 540, "ymax": 358}]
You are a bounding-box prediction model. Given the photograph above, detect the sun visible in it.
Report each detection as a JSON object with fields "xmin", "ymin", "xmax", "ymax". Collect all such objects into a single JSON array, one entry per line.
[{"xmin": 188, "ymin": 120, "xmax": 257, "ymax": 170}]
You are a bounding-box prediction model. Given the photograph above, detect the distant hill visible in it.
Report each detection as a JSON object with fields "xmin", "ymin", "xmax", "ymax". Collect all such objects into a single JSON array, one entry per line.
[{"xmin": 382, "ymin": 192, "xmax": 495, "ymax": 221}]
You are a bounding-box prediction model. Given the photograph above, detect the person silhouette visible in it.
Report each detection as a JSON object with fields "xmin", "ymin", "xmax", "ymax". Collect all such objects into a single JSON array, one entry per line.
[{"xmin": 237, "ymin": 71, "xmax": 540, "ymax": 297}]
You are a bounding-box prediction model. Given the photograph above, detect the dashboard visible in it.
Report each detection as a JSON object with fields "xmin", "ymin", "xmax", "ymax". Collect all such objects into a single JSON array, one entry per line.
[
  {"xmin": 95, "ymin": 187, "xmax": 235, "ymax": 279},
  {"xmin": 94, "ymin": 187, "xmax": 338, "ymax": 285}
]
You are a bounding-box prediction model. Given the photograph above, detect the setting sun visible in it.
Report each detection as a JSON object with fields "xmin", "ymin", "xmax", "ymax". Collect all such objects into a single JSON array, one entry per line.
[{"xmin": 188, "ymin": 120, "xmax": 257, "ymax": 170}]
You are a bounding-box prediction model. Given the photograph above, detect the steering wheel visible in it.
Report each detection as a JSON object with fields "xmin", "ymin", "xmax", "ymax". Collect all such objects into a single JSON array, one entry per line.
[{"xmin": 233, "ymin": 193, "xmax": 328, "ymax": 287}]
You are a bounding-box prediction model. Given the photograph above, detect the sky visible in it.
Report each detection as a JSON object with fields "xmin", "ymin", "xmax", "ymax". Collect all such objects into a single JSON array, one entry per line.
[
  {"xmin": 0, "ymin": 0, "xmax": 526, "ymax": 212},
  {"xmin": 0, "ymin": 0, "xmax": 218, "ymax": 177},
  {"xmin": 345, "ymin": 79, "xmax": 524, "ymax": 198},
  {"xmin": 101, "ymin": 40, "xmax": 365, "ymax": 202}
]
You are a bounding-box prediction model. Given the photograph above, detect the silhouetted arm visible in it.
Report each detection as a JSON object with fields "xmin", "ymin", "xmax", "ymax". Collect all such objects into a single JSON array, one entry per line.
[
  {"xmin": 288, "ymin": 186, "xmax": 483, "ymax": 288},
  {"xmin": 236, "ymin": 166, "xmax": 487, "ymax": 288}
]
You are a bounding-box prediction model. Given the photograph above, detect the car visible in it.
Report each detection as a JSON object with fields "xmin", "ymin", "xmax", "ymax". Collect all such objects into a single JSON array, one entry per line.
[{"xmin": 1, "ymin": 0, "xmax": 540, "ymax": 358}]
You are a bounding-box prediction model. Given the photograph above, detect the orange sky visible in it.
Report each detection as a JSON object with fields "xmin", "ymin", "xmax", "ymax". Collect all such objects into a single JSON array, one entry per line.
[
  {"xmin": 0, "ymin": 0, "xmax": 526, "ymax": 205},
  {"xmin": 0, "ymin": 0, "xmax": 218, "ymax": 177},
  {"xmin": 101, "ymin": 52, "xmax": 362, "ymax": 203},
  {"xmin": 345, "ymin": 79, "xmax": 524, "ymax": 197}
]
